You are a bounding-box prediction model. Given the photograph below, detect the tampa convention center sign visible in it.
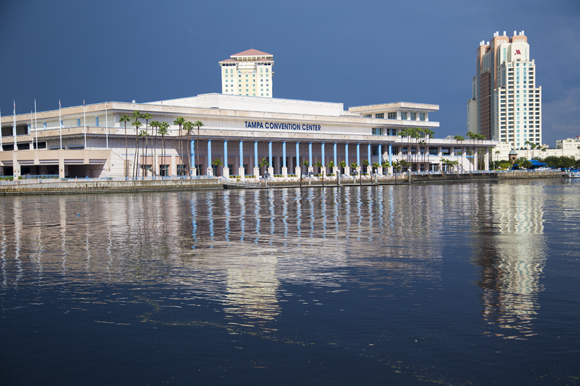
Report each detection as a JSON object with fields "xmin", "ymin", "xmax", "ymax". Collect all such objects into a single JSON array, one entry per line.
[{"xmin": 245, "ymin": 121, "xmax": 321, "ymax": 131}]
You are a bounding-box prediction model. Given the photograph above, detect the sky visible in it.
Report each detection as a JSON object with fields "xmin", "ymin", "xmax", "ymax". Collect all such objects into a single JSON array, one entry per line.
[{"xmin": 1, "ymin": 0, "xmax": 579, "ymax": 147}]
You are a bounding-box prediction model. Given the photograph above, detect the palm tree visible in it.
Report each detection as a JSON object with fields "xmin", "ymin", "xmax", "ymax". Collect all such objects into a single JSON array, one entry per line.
[
  {"xmin": 173, "ymin": 117, "xmax": 185, "ymax": 174},
  {"xmin": 260, "ymin": 158, "xmax": 270, "ymax": 176},
  {"xmin": 302, "ymin": 160, "xmax": 309, "ymax": 177},
  {"xmin": 339, "ymin": 160, "xmax": 347, "ymax": 175},
  {"xmin": 193, "ymin": 121, "xmax": 204, "ymax": 176},
  {"xmin": 131, "ymin": 116, "xmax": 142, "ymax": 178},
  {"xmin": 212, "ymin": 158, "xmax": 223, "ymax": 176},
  {"xmin": 138, "ymin": 129, "xmax": 149, "ymax": 179},
  {"xmin": 423, "ymin": 128, "xmax": 435, "ymax": 168},
  {"xmin": 313, "ymin": 160, "xmax": 323, "ymax": 175},
  {"xmin": 327, "ymin": 160, "xmax": 335, "ymax": 174},
  {"xmin": 392, "ymin": 159, "xmax": 409, "ymax": 185},
  {"xmin": 362, "ymin": 159, "xmax": 370, "ymax": 175},
  {"xmin": 158, "ymin": 122, "xmax": 169, "ymax": 176},
  {"xmin": 183, "ymin": 120, "xmax": 194, "ymax": 176},
  {"xmin": 453, "ymin": 135, "xmax": 465, "ymax": 172},
  {"xmin": 142, "ymin": 113, "xmax": 153, "ymax": 175},
  {"xmin": 149, "ymin": 120, "xmax": 160, "ymax": 176},
  {"xmin": 119, "ymin": 114, "xmax": 131, "ymax": 177}
]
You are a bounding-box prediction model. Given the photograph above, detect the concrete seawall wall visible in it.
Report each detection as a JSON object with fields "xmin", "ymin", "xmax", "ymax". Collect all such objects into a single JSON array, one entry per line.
[
  {"xmin": 0, "ymin": 178, "xmax": 223, "ymax": 196},
  {"xmin": 0, "ymin": 171, "xmax": 563, "ymax": 195},
  {"xmin": 411, "ymin": 170, "xmax": 561, "ymax": 183}
]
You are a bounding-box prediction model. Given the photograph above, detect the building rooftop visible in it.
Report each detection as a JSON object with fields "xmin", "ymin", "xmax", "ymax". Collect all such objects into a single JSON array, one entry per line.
[
  {"xmin": 348, "ymin": 102, "xmax": 439, "ymax": 114},
  {"xmin": 231, "ymin": 49, "xmax": 272, "ymax": 57}
]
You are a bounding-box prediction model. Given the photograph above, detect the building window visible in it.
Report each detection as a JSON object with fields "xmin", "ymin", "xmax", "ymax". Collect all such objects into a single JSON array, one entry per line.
[
  {"xmin": 375, "ymin": 113, "xmax": 384, "ymax": 119},
  {"xmin": 372, "ymin": 128, "xmax": 384, "ymax": 135},
  {"xmin": 387, "ymin": 112, "xmax": 397, "ymax": 119},
  {"xmin": 419, "ymin": 113, "xmax": 425, "ymax": 121},
  {"xmin": 401, "ymin": 112, "xmax": 407, "ymax": 120},
  {"xmin": 410, "ymin": 112, "xmax": 416, "ymax": 120},
  {"xmin": 363, "ymin": 114, "xmax": 372, "ymax": 118},
  {"xmin": 95, "ymin": 117, "xmax": 99, "ymax": 127}
]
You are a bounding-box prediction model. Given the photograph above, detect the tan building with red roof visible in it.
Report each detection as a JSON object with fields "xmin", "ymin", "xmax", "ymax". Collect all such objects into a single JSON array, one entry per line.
[{"xmin": 219, "ymin": 49, "xmax": 274, "ymax": 98}]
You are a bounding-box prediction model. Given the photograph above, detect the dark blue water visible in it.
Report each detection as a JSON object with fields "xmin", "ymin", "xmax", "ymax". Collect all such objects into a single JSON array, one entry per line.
[{"xmin": 1, "ymin": 180, "xmax": 579, "ymax": 385}]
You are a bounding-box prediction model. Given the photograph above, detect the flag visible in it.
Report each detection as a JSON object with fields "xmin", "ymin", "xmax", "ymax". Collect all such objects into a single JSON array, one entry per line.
[{"xmin": 59, "ymin": 100, "xmax": 61, "ymax": 108}]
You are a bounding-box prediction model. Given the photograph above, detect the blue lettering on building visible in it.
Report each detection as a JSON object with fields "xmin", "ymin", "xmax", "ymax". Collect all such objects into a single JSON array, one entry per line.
[{"xmin": 245, "ymin": 121, "xmax": 321, "ymax": 131}]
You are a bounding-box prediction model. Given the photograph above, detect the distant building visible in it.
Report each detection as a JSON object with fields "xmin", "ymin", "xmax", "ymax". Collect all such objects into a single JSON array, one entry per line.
[
  {"xmin": 219, "ymin": 49, "xmax": 274, "ymax": 98},
  {"xmin": 470, "ymin": 31, "xmax": 542, "ymax": 150}
]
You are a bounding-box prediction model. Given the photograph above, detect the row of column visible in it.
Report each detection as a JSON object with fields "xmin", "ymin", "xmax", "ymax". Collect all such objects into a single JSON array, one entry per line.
[{"xmin": 191, "ymin": 140, "xmax": 394, "ymax": 176}]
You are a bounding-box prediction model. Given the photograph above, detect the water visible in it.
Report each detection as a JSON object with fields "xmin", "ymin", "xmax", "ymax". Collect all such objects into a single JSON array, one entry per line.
[{"xmin": 1, "ymin": 180, "xmax": 579, "ymax": 385}]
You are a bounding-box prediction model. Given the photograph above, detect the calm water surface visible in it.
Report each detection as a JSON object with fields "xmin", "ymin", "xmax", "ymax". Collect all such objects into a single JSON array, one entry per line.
[{"xmin": 1, "ymin": 180, "xmax": 579, "ymax": 385}]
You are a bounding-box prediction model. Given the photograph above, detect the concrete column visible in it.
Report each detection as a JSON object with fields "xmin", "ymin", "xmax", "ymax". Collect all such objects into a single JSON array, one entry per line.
[
  {"xmin": 345, "ymin": 143, "xmax": 349, "ymax": 165},
  {"xmin": 474, "ymin": 144, "xmax": 478, "ymax": 171},
  {"xmin": 239, "ymin": 141, "xmax": 244, "ymax": 174},
  {"xmin": 308, "ymin": 142, "xmax": 312, "ymax": 167},
  {"xmin": 171, "ymin": 154, "xmax": 177, "ymax": 176},
  {"xmin": 321, "ymin": 143, "xmax": 325, "ymax": 168},
  {"xmin": 378, "ymin": 144, "xmax": 382, "ymax": 164},
  {"xmin": 224, "ymin": 140, "xmax": 228, "ymax": 171},
  {"xmin": 254, "ymin": 141, "xmax": 258, "ymax": 168},
  {"xmin": 13, "ymin": 152, "xmax": 21, "ymax": 179},
  {"xmin": 367, "ymin": 143, "xmax": 371, "ymax": 166},
  {"xmin": 484, "ymin": 147, "xmax": 490, "ymax": 171},
  {"xmin": 191, "ymin": 139, "xmax": 195, "ymax": 176},
  {"xmin": 295, "ymin": 165, "xmax": 301, "ymax": 177},
  {"xmin": 268, "ymin": 141, "xmax": 273, "ymax": 171},
  {"xmin": 58, "ymin": 149, "xmax": 65, "ymax": 178},
  {"xmin": 295, "ymin": 142, "xmax": 299, "ymax": 172},
  {"xmin": 334, "ymin": 143, "xmax": 337, "ymax": 167},
  {"xmin": 388, "ymin": 144, "xmax": 393, "ymax": 165},
  {"xmin": 282, "ymin": 142, "xmax": 286, "ymax": 168},
  {"xmin": 207, "ymin": 140, "xmax": 212, "ymax": 176},
  {"xmin": 238, "ymin": 166, "xmax": 245, "ymax": 180},
  {"xmin": 356, "ymin": 143, "xmax": 360, "ymax": 167}
]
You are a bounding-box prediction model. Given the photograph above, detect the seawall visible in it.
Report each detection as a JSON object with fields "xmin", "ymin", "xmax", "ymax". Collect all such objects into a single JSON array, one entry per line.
[
  {"xmin": 0, "ymin": 171, "xmax": 564, "ymax": 195},
  {"xmin": 0, "ymin": 178, "xmax": 223, "ymax": 196}
]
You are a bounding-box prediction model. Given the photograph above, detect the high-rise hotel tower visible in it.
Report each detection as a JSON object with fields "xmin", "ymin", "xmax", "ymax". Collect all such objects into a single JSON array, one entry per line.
[
  {"xmin": 219, "ymin": 49, "xmax": 274, "ymax": 98},
  {"xmin": 468, "ymin": 31, "xmax": 542, "ymax": 149}
]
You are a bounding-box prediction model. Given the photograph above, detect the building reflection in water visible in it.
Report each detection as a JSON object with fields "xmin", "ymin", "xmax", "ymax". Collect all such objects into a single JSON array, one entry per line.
[
  {"xmin": 0, "ymin": 186, "xmax": 449, "ymax": 326},
  {"xmin": 474, "ymin": 183, "xmax": 547, "ymax": 340}
]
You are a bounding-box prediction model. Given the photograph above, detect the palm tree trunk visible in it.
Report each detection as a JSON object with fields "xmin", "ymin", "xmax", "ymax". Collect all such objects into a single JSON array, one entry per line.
[
  {"xmin": 124, "ymin": 124, "xmax": 128, "ymax": 178},
  {"xmin": 187, "ymin": 133, "xmax": 191, "ymax": 177},
  {"xmin": 133, "ymin": 132, "xmax": 139, "ymax": 179}
]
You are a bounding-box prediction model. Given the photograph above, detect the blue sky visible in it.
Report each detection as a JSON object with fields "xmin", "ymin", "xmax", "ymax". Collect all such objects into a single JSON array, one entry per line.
[{"xmin": 1, "ymin": 0, "xmax": 579, "ymax": 146}]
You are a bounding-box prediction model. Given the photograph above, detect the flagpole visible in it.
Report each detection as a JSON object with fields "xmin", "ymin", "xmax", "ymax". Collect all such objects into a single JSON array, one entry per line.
[
  {"xmin": 13, "ymin": 101, "xmax": 17, "ymax": 150},
  {"xmin": 34, "ymin": 100, "xmax": 38, "ymax": 150},
  {"xmin": 0, "ymin": 108, "xmax": 3, "ymax": 151},
  {"xmin": 83, "ymin": 100, "xmax": 86, "ymax": 149},
  {"xmin": 59, "ymin": 100, "xmax": 62, "ymax": 149},
  {"xmin": 105, "ymin": 102, "xmax": 108, "ymax": 149}
]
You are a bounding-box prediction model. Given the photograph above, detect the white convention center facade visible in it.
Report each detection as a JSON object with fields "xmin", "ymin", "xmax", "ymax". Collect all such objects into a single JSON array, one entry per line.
[{"xmin": 0, "ymin": 93, "xmax": 497, "ymax": 179}]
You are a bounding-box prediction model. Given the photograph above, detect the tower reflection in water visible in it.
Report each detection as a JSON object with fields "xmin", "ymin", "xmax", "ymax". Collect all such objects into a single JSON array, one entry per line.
[
  {"xmin": 0, "ymin": 186, "xmax": 449, "ymax": 327},
  {"xmin": 474, "ymin": 183, "xmax": 547, "ymax": 340}
]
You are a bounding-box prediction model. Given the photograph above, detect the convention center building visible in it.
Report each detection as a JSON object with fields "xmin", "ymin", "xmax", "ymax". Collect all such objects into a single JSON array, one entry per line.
[{"xmin": 0, "ymin": 93, "xmax": 497, "ymax": 179}]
